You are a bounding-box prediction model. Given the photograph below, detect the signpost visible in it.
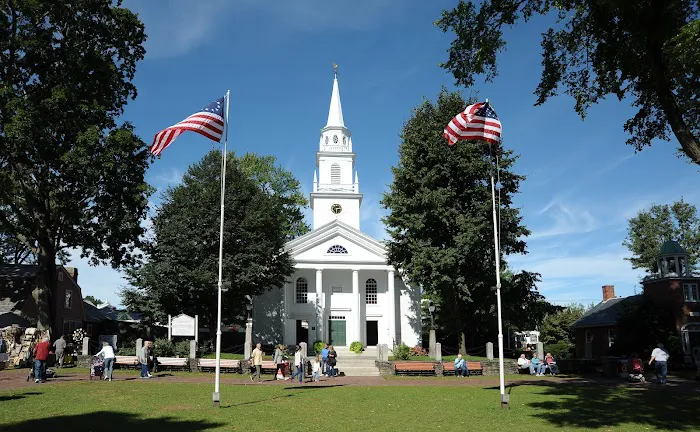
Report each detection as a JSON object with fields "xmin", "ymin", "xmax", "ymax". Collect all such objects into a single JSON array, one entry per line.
[{"xmin": 168, "ymin": 314, "xmax": 198, "ymax": 342}]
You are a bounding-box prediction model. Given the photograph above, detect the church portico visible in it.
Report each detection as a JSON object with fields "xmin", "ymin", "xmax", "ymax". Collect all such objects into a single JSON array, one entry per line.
[{"xmin": 252, "ymin": 68, "xmax": 420, "ymax": 361}]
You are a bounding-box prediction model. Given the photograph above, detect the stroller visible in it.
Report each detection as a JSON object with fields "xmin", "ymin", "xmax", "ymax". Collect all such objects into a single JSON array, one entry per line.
[
  {"xmin": 627, "ymin": 357, "xmax": 645, "ymax": 383},
  {"xmin": 90, "ymin": 355, "xmax": 105, "ymax": 380}
]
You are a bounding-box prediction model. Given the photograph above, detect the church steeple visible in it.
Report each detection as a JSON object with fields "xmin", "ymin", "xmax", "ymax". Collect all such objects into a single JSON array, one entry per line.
[
  {"xmin": 326, "ymin": 64, "xmax": 345, "ymax": 128},
  {"xmin": 319, "ymin": 65, "xmax": 352, "ymax": 153}
]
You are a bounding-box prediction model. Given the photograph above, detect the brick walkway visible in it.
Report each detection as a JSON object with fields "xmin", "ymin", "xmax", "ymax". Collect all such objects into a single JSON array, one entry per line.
[{"xmin": 1, "ymin": 368, "xmax": 697, "ymax": 393}]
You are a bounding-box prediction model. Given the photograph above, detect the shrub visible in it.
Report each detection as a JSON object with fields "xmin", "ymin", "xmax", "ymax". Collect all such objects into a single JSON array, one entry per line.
[
  {"xmin": 393, "ymin": 343, "xmax": 411, "ymax": 360},
  {"xmin": 174, "ymin": 339, "xmax": 191, "ymax": 357},
  {"xmin": 313, "ymin": 340, "xmax": 325, "ymax": 354},
  {"xmin": 545, "ymin": 341, "xmax": 574, "ymax": 359},
  {"xmin": 410, "ymin": 345, "xmax": 428, "ymax": 357},
  {"xmin": 117, "ymin": 343, "xmax": 136, "ymax": 356},
  {"xmin": 349, "ymin": 341, "xmax": 364, "ymax": 354},
  {"xmin": 153, "ymin": 338, "xmax": 175, "ymax": 357}
]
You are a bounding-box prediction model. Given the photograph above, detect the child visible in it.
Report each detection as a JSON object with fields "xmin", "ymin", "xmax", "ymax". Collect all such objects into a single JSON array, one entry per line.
[{"xmin": 312, "ymin": 354, "xmax": 321, "ymax": 382}]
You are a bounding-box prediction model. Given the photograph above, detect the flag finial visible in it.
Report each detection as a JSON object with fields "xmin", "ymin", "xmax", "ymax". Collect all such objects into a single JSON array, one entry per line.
[{"xmin": 333, "ymin": 63, "xmax": 339, "ymax": 77}]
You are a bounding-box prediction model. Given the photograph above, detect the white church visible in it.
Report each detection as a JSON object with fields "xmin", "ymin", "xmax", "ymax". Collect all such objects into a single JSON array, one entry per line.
[{"xmin": 253, "ymin": 72, "xmax": 421, "ymax": 350}]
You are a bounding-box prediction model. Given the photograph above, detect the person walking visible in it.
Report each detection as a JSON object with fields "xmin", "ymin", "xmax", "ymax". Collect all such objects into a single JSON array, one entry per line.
[
  {"xmin": 53, "ymin": 336, "xmax": 67, "ymax": 368},
  {"xmin": 250, "ymin": 343, "xmax": 264, "ymax": 382},
  {"xmin": 648, "ymin": 343, "xmax": 670, "ymax": 384},
  {"xmin": 138, "ymin": 341, "xmax": 151, "ymax": 379},
  {"xmin": 33, "ymin": 336, "xmax": 50, "ymax": 383},
  {"xmin": 273, "ymin": 344, "xmax": 285, "ymax": 380},
  {"xmin": 96, "ymin": 341, "xmax": 116, "ymax": 381},
  {"xmin": 290, "ymin": 345, "xmax": 304, "ymax": 384}
]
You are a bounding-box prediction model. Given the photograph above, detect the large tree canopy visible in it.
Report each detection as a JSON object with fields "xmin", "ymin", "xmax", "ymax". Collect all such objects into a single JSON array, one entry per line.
[
  {"xmin": 382, "ymin": 89, "xmax": 545, "ymax": 353},
  {"xmin": 0, "ymin": 0, "xmax": 151, "ymax": 330},
  {"xmin": 122, "ymin": 151, "xmax": 299, "ymax": 334},
  {"xmin": 437, "ymin": 0, "xmax": 700, "ymax": 165},
  {"xmin": 623, "ymin": 199, "xmax": 700, "ymax": 273}
]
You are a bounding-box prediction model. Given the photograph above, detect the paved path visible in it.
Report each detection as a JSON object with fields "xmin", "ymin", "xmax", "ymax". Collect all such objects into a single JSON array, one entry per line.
[{"xmin": 1, "ymin": 368, "xmax": 697, "ymax": 393}]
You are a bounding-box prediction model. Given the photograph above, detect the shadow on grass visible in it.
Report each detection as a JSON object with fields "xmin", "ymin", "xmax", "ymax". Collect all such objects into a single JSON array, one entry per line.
[
  {"xmin": 283, "ymin": 384, "xmax": 346, "ymax": 390},
  {"xmin": 512, "ymin": 380, "xmax": 700, "ymax": 431},
  {"xmin": 223, "ymin": 394, "xmax": 294, "ymax": 407},
  {"xmin": 0, "ymin": 392, "xmax": 42, "ymax": 402},
  {"xmin": 0, "ymin": 411, "xmax": 224, "ymax": 431}
]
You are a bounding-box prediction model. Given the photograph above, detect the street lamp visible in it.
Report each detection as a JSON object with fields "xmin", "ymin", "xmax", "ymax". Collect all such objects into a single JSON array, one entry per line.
[{"xmin": 245, "ymin": 298, "xmax": 253, "ymax": 319}]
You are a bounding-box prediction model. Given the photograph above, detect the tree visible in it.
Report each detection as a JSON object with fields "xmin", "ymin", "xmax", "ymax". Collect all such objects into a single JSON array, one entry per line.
[
  {"xmin": 382, "ymin": 88, "xmax": 541, "ymax": 353},
  {"xmin": 539, "ymin": 304, "xmax": 588, "ymax": 358},
  {"xmin": 436, "ymin": 1, "xmax": 700, "ymax": 165},
  {"xmin": 239, "ymin": 153, "xmax": 309, "ymax": 240},
  {"xmin": 612, "ymin": 296, "xmax": 680, "ymax": 357},
  {"xmin": 0, "ymin": 230, "xmax": 33, "ymax": 265},
  {"xmin": 84, "ymin": 295, "xmax": 104, "ymax": 306},
  {"xmin": 122, "ymin": 151, "xmax": 297, "ymax": 335},
  {"xmin": 0, "ymin": 0, "xmax": 151, "ymax": 331},
  {"xmin": 623, "ymin": 199, "xmax": 700, "ymax": 273}
]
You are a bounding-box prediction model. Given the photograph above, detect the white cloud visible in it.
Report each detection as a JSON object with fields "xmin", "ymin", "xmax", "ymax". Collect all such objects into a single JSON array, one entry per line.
[
  {"xmin": 529, "ymin": 202, "xmax": 598, "ymax": 239},
  {"xmin": 123, "ymin": 0, "xmax": 233, "ymax": 59},
  {"xmin": 153, "ymin": 167, "xmax": 183, "ymax": 186}
]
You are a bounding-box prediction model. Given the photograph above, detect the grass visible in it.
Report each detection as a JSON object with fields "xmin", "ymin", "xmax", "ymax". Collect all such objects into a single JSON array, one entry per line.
[{"xmin": 1, "ymin": 373, "xmax": 698, "ymax": 431}]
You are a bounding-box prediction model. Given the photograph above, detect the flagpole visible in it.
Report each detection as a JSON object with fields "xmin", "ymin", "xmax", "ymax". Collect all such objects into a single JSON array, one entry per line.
[
  {"xmin": 213, "ymin": 89, "xmax": 230, "ymax": 407},
  {"xmin": 485, "ymin": 97, "xmax": 507, "ymax": 407}
]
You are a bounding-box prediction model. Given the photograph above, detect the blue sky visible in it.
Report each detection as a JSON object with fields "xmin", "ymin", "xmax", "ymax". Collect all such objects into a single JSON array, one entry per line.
[{"xmin": 69, "ymin": 0, "xmax": 698, "ymax": 307}]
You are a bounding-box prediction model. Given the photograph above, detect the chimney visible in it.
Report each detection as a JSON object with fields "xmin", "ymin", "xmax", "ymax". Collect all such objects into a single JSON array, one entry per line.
[
  {"xmin": 65, "ymin": 267, "xmax": 78, "ymax": 284},
  {"xmin": 602, "ymin": 285, "xmax": 615, "ymax": 301}
]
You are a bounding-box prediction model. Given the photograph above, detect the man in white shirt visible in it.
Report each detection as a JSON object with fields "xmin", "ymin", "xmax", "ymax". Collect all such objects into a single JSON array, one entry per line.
[
  {"xmin": 517, "ymin": 354, "xmax": 534, "ymax": 374},
  {"xmin": 648, "ymin": 343, "xmax": 670, "ymax": 384}
]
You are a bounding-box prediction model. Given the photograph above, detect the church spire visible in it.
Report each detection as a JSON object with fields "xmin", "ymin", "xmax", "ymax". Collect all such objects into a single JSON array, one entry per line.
[{"xmin": 325, "ymin": 64, "xmax": 345, "ymax": 128}]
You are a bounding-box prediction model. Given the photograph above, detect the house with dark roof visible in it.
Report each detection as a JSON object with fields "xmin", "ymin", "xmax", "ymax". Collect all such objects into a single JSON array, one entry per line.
[
  {"xmin": 0, "ymin": 265, "xmax": 85, "ymax": 336},
  {"xmin": 572, "ymin": 241, "xmax": 700, "ymax": 361}
]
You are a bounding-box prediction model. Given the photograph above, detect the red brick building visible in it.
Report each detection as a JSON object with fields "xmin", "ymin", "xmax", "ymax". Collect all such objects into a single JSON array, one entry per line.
[
  {"xmin": 572, "ymin": 241, "xmax": 700, "ymax": 362},
  {"xmin": 0, "ymin": 265, "xmax": 86, "ymax": 336}
]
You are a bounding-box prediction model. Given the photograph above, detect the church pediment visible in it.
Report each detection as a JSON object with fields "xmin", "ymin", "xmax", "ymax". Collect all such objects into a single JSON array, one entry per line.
[{"xmin": 286, "ymin": 220, "xmax": 387, "ymax": 263}]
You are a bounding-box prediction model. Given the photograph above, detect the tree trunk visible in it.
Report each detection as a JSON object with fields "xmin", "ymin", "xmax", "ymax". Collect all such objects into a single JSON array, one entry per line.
[
  {"xmin": 35, "ymin": 244, "xmax": 56, "ymax": 334},
  {"xmin": 646, "ymin": 2, "xmax": 700, "ymax": 165}
]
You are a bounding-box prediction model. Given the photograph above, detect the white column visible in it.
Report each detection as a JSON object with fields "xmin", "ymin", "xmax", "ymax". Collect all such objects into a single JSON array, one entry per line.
[
  {"xmin": 316, "ymin": 269, "xmax": 323, "ymax": 341},
  {"xmin": 388, "ymin": 270, "xmax": 395, "ymax": 345},
  {"xmin": 353, "ymin": 269, "xmax": 360, "ymax": 343}
]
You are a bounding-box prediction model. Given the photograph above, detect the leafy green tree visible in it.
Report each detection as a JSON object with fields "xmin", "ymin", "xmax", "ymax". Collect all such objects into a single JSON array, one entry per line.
[
  {"xmin": 0, "ymin": 230, "xmax": 33, "ymax": 265},
  {"xmin": 436, "ymin": 1, "xmax": 700, "ymax": 165},
  {"xmin": 623, "ymin": 199, "xmax": 700, "ymax": 273},
  {"xmin": 239, "ymin": 153, "xmax": 309, "ymax": 240},
  {"xmin": 0, "ymin": 0, "xmax": 151, "ymax": 330},
  {"xmin": 382, "ymin": 89, "xmax": 541, "ymax": 353},
  {"xmin": 611, "ymin": 296, "xmax": 680, "ymax": 357},
  {"xmin": 122, "ymin": 151, "xmax": 297, "ymax": 335},
  {"xmin": 539, "ymin": 304, "xmax": 587, "ymax": 358}
]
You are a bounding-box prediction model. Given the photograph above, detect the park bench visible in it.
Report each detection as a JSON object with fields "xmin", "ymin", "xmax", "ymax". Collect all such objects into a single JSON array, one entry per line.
[
  {"xmin": 441, "ymin": 361, "xmax": 484, "ymax": 376},
  {"xmin": 197, "ymin": 358, "xmax": 241, "ymax": 373},
  {"xmin": 253, "ymin": 360, "xmax": 279, "ymax": 374},
  {"xmin": 394, "ymin": 361, "xmax": 436, "ymax": 376},
  {"xmin": 114, "ymin": 355, "xmax": 139, "ymax": 369},
  {"xmin": 155, "ymin": 357, "xmax": 189, "ymax": 371}
]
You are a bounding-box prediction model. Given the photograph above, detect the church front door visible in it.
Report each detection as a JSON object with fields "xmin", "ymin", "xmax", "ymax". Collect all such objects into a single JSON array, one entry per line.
[{"xmin": 329, "ymin": 318, "xmax": 346, "ymax": 346}]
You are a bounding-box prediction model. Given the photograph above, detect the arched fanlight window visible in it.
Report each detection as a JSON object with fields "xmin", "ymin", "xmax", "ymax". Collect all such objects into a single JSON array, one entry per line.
[{"xmin": 327, "ymin": 245, "xmax": 348, "ymax": 254}]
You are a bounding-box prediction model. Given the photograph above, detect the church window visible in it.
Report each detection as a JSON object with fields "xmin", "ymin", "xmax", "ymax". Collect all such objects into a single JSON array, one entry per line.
[
  {"xmin": 327, "ymin": 245, "xmax": 348, "ymax": 254},
  {"xmin": 295, "ymin": 277, "xmax": 308, "ymax": 303},
  {"xmin": 365, "ymin": 279, "xmax": 377, "ymax": 304},
  {"xmin": 331, "ymin": 163, "xmax": 341, "ymax": 184}
]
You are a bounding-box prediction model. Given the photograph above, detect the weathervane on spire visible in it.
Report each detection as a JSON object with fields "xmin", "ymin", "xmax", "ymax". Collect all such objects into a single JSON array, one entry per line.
[{"xmin": 333, "ymin": 63, "xmax": 338, "ymax": 77}]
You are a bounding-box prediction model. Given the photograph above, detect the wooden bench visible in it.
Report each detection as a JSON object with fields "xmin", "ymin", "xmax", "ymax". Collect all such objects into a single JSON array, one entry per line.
[
  {"xmin": 394, "ymin": 361, "xmax": 436, "ymax": 376},
  {"xmin": 252, "ymin": 360, "xmax": 280, "ymax": 374},
  {"xmin": 197, "ymin": 358, "xmax": 241, "ymax": 373},
  {"xmin": 114, "ymin": 355, "xmax": 138, "ymax": 369},
  {"xmin": 442, "ymin": 361, "xmax": 484, "ymax": 376},
  {"xmin": 155, "ymin": 357, "xmax": 189, "ymax": 371}
]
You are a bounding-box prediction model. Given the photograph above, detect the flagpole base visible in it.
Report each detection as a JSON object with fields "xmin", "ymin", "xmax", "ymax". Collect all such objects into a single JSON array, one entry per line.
[
  {"xmin": 500, "ymin": 393, "xmax": 510, "ymax": 409},
  {"xmin": 212, "ymin": 391, "xmax": 220, "ymax": 408}
]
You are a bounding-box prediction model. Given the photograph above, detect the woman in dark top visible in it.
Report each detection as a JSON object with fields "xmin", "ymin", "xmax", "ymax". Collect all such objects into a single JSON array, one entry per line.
[{"xmin": 327, "ymin": 345, "xmax": 337, "ymax": 377}]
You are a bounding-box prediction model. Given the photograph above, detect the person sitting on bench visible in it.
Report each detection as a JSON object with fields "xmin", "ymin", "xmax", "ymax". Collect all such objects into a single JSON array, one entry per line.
[{"xmin": 454, "ymin": 354, "xmax": 469, "ymax": 377}]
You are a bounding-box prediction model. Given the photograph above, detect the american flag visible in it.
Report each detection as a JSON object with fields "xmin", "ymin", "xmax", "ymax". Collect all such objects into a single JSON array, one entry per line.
[
  {"xmin": 150, "ymin": 97, "xmax": 225, "ymax": 156},
  {"xmin": 443, "ymin": 101, "xmax": 502, "ymax": 145}
]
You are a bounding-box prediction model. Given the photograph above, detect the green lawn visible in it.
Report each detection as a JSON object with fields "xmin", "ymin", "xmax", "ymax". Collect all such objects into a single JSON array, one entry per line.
[{"xmin": 0, "ymin": 377, "xmax": 697, "ymax": 431}]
